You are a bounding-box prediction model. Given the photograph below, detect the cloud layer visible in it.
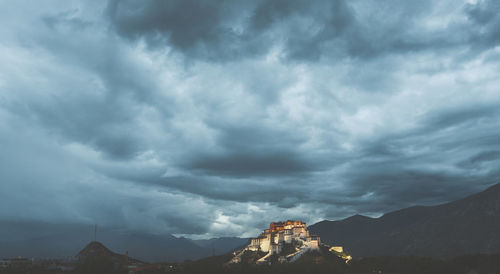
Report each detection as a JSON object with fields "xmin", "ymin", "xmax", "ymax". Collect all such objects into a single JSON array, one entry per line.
[{"xmin": 1, "ymin": 0, "xmax": 499, "ymax": 238}]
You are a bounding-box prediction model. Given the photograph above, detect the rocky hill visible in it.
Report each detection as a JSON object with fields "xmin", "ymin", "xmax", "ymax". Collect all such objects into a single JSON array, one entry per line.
[{"xmin": 76, "ymin": 241, "xmax": 142, "ymax": 264}]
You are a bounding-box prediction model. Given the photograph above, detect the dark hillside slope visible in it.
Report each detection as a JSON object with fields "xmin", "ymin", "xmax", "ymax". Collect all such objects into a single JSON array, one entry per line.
[{"xmin": 310, "ymin": 183, "xmax": 500, "ymax": 257}]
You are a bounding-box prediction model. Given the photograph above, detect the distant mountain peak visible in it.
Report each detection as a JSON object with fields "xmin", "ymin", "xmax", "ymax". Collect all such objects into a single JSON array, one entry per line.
[
  {"xmin": 344, "ymin": 214, "xmax": 373, "ymax": 221},
  {"xmin": 76, "ymin": 241, "xmax": 116, "ymax": 259},
  {"xmin": 75, "ymin": 240, "xmax": 144, "ymax": 266}
]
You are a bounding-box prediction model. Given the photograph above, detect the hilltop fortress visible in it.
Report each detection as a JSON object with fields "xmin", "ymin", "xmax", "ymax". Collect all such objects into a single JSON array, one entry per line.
[
  {"xmin": 248, "ymin": 220, "xmax": 319, "ymax": 254},
  {"xmin": 229, "ymin": 220, "xmax": 350, "ymax": 264}
]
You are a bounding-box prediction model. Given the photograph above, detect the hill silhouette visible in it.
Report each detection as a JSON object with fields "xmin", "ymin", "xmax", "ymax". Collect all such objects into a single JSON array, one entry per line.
[
  {"xmin": 0, "ymin": 225, "xmax": 239, "ymax": 262},
  {"xmin": 309, "ymin": 182, "xmax": 500, "ymax": 257},
  {"xmin": 76, "ymin": 241, "xmax": 142, "ymax": 264}
]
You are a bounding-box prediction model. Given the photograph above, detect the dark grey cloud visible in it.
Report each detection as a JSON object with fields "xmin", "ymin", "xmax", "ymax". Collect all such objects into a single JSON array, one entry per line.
[
  {"xmin": 465, "ymin": 0, "xmax": 500, "ymax": 49},
  {"xmin": 105, "ymin": 0, "xmax": 355, "ymax": 60},
  {"xmin": 420, "ymin": 103, "xmax": 500, "ymax": 133},
  {"xmin": 461, "ymin": 151, "xmax": 500, "ymax": 167},
  {"xmin": 106, "ymin": 0, "xmax": 262, "ymax": 61},
  {"xmin": 0, "ymin": 0, "xmax": 500, "ymax": 240},
  {"xmin": 106, "ymin": 0, "xmax": 496, "ymax": 63},
  {"xmin": 330, "ymin": 102, "xmax": 500, "ymax": 214},
  {"xmin": 4, "ymin": 7, "xmax": 175, "ymax": 161},
  {"xmin": 188, "ymin": 152, "xmax": 313, "ymax": 177},
  {"xmin": 182, "ymin": 123, "xmax": 331, "ymax": 177},
  {"xmin": 155, "ymin": 176, "xmax": 309, "ymax": 206}
]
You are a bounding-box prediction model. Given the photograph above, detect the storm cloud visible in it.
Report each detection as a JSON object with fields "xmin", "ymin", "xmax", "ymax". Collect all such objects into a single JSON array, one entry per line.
[{"xmin": 0, "ymin": 0, "xmax": 499, "ymax": 239}]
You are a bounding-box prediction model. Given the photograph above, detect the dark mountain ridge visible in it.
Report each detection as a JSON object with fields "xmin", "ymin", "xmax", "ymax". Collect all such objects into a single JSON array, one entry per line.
[
  {"xmin": 0, "ymin": 224, "xmax": 245, "ymax": 262},
  {"xmin": 309, "ymin": 182, "xmax": 500, "ymax": 257},
  {"xmin": 191, "ymin": 237, "xmax": 250, "ymax": 255}
]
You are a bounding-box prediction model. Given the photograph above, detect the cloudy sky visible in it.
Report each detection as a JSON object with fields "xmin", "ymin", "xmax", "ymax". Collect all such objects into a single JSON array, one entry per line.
[{"xmin": 1, "ymin": 0, "xmax": 499, "ymax": 239}]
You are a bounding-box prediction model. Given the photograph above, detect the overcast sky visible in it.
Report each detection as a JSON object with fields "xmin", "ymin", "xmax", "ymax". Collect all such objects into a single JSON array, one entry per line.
[{"xmin": 1, "ymin": 0, "xmax": 499, "ymax": 239}]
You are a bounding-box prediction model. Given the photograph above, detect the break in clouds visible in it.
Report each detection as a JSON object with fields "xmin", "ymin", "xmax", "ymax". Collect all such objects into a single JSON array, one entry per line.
[{"xmin": 0, "ymin": 0, "xmax": 499, "ymax": 238}]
